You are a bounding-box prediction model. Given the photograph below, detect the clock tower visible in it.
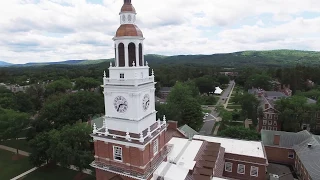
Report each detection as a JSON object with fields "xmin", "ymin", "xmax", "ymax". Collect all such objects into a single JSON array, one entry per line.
[{"xmin": 90, "ymin": 1, "xmax": 171, "ymax": 180}]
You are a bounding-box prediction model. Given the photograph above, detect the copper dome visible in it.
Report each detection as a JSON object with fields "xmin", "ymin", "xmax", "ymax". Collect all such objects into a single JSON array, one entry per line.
[
  {"xmin": 121, "ymin": 3, "xmax": 136, "ymax": 13},
  {"xmin": 115, "ymin": 24, "xmax": 143, "ymax": 37}
]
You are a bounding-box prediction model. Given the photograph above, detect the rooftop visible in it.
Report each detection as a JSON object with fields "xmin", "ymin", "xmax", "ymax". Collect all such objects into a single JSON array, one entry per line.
[
  {"xmin": 294, "ymin": 136, "xmax": 320, "ymax": 180},
  {"xmin": 193, "ymin": 135, "xmax": 266, "ymax": 158},
  {"xmin": 261, "ymin": 130, "xmax": 311, "ymax": 148},
  {"xmin": 179, "ymin": 124, "xmax": 199, "ymax": 139}
]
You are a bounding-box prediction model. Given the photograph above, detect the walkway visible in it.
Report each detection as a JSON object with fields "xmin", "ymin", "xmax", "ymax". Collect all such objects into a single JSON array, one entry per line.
[{"xmin": 0, "ymin": 145, "xmax": 30, "ymax": 156}]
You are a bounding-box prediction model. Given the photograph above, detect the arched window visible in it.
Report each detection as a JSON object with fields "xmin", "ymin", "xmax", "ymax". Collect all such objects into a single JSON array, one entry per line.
[
  {"xmin": 128, "ymin": 43, "xmax": 136, "ymax": 67},
  {"xmin": 118, "ymin": 43, "xmax": 125, "ymax": 67},
  {"xmin": 139, "ymin": 43, "xmax": 143, "ymax": 66}
]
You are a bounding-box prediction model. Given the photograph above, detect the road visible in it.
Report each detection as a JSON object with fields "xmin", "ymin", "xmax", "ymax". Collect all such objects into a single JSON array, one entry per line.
[{"xmin": 199, "ymin": 81, "xmax": 235, "ymax": 135}]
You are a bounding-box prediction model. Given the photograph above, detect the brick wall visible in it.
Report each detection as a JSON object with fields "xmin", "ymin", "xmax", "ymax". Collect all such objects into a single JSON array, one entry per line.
[
  {"xmin": 264, "ymin": 146, "xmax": 295, "ymax": 165},
  {"xmin": 223, "ymin": 160, "xmax": 266, "ymax": 180}
]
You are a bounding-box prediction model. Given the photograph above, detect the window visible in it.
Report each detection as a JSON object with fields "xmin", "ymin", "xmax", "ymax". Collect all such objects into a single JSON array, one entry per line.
[
  {"xmin": 153, "ymin": 139, "xmax": 158, "ymax": 156},
  {"xmin": 264, "ymin": 114, "xmax": 267, "ymax": 119},
  {"xmin": 268, "ymin": 120, "xmax": 272, "ymax": 125},
  {"xmin": 288, "ymin": 152, "xmax": 294, "ymax": 159},
  {"xmin": 268, "ymin": 126, "xmax": 272, "ymax": 130},
  {"xmin": 225, "ymin": 162, "xmax": 232, "ymax": 172},
  {"xmin": 275, "ymin": 115, "xmax": 278, "ymax": 120},
  {"xmin": 262, "ymin": 126, "xmax": 266, "ymax": 130},
  {"xmin": 113, "ymin": 146, "xmax": 122, "ymax": 161},
  {"xmin": 273, "ymin": 127, "xmax": 277, "ymax": 131},
  {"xmin": 250, "ymin": 166, "xmax": 258, "ymax": 177},
  {"xmin": 237, "ymin": 164, "xmax": 245, "ymax": 174},
  {"xmin": 120, "ymin": 73, "xmax": 124, "ymax": 79},
  {"xmin": 273, "ymin": 121, "xmax": 277, "ymax": 126},
  {"xmin": 263, "ymin": 120, "xmax": 267, "ymax": 125}
]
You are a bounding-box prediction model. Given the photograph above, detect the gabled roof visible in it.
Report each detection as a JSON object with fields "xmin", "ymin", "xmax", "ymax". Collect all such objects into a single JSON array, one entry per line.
[
  {"xmin": 261, "ymin": 130, "xmax": 311, "ymax": 148},
  {"xmin": 179, "ymin": 124, "xmax": 199, "ymax": 138},
  {"xmin": 265, "ymin": 91, "xmax": 286, "ymax": 97},
  {"xmin": 293, "ymin": 136, "xmax": 320, "ymax": 180}
]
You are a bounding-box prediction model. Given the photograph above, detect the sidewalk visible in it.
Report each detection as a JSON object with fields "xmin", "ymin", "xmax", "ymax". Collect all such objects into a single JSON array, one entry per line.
[{"xmin": 0, "ymin": 145, "xmax": 30, "ymax": 156}]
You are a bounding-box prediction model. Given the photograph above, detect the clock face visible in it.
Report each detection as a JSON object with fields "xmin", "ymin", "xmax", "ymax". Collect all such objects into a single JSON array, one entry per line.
[
  {"xmin": 142, "ymin": 94, "xmax": 150, "ymax": 111},
  {"xmin": 122, "ymin": 15, "xmax": 126, "ymax": 22},
  {"xmin": 113, "ymin": 96, "xmax": 128, "ymax": 113}
]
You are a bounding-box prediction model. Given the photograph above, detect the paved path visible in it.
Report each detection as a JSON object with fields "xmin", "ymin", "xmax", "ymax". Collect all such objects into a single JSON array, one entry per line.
[
  {"xmin": 11, "ymin": 166, "xmax": 42, "ymax": 180},
  {"xmin": 0, "ymin": 145, "xmax": 30, "ymax": 156},
  {"xmin": 1, "ymin": 137, "xmax": 27, "ymax": 141},
  {"xmin": 199, "ymin": 81, "xmax": 235, "ymax": 135}
]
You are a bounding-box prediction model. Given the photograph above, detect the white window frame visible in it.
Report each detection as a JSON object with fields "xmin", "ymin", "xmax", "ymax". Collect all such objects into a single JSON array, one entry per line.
[
  {"xmin": 275, "ymin": 114, "xmax": 278, "ymax": 120},
  {"xmin": 273, "ymin": 127, "xmax": 277, "ymax": 131},
  {"xmin": 268, "ymin": 120, "xmax": 272, "ymax": 125},
  {"xmin": 225, "ymin": 162, "xmax": 233, "ymax": 172},
  {"xmin": 263, "ymin": 120, "xmax": 267, "ymax": 125},
  {"xmin": 262, "ymin": 126, "xmax": 266, "ymax": 130},
  {"xmin": 288, "ymin": 152, "xmax": 294, "ymax": 159},
  {"xmin": 153, "ymin": 139, "xmax": 159, "ymax": 156},
  {"xmin": 120, "ymin": 73, "xmax": 124, "ymax": 79},
  {"xmin": 237, "ymin": 164, "xmax": 245, "ymax": 174},
  {"xmin": 268, "ymin": 126, "xmax": 272, "ymax": 130},
  {"xmin": 113, "ymin": 146, "xmax": 123, "ymax": 162},
  {"xmin": 250, "ymin": 166, "xmax": 259, "ymax": 177},
  {"xmin": 273, "ymin": 121, "xmax": 277, "ymax": 126}
]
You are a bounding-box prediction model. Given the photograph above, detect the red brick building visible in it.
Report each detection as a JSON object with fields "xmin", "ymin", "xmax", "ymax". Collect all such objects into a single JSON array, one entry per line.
[{"xmin": 261, "ymin": 130, "xmax": 320, "ymax": 179}]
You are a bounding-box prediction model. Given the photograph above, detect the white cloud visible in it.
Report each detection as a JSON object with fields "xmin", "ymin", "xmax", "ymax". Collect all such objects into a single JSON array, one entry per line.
[{"xmin": 0, "ymin": 0, "xmax": 320, "ymax": 64}]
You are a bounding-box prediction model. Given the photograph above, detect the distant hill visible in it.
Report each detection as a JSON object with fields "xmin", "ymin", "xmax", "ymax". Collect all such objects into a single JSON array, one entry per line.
[
  {"xmin": 0, "ymin": 61, "xmax": 12, "ymax": 67},
  {"xmin": 3, "ymin": 50, "xmax": 320, "ymax": 68},
  {"xmin": 144, "ymin": 50, "xmax": 320, "ymax": 67}
]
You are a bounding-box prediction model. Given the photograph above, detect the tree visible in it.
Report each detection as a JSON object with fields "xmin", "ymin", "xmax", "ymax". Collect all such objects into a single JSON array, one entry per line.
[
  {"xmin": 166, "ymin": 82, "xmax": 203, "ymax": 130},
  {"xmin": 276, "ymin": 96, "xmax": 308, "ymax": 132},
  {"xmin": 244, "ymin": 74, "xmax": 272, "ymax": 90},
  {"xmin": 218, "ymin": 126, "xmax": 260, "ymax": 141},
  {"xmin": 14, "ymin": 92, "xmax": 34, "ymax": 113},
  {"xmin": 45, "ymin": 79, "xmax": 72, "ymax": 97},
  {"xmin": 194, "ymin": 76, "xmax": 217, "ymax": 95},
  {"xmin": 38, "ymin": 91, "xmax": 104, "ymax": 130},
  {"xmin": 47, "ymin": 123, "xmax": 93, "ymax": 171},
  {"xmin": 218, "ymin": 75, "xmax": 230, "ymax": 85},
  {"xmin": 233, "ymin": 93, "xmax": 260, "ymax": 125},
  {"xmin": 29, "ymin": 132, "xmax": 51, "ymax": 166},
  {"xmin": 74, "ymin": 77, "xmax": 101, "ymax": 91},
  {"xmin": 25, "ymin": 84, "xmax": 45, "ymax": 111},
  {"xmin": 0, "ymin": 108, "xmax": 30, "ymax": 154}
]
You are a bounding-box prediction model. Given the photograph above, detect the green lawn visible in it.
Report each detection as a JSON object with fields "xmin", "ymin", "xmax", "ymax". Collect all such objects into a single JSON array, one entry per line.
[
  {"xmin": 23, "ymin": 165, "xmax": 96, "ymax": 180},
  {"xmin": 226, "ymin": 105, "xmax": 242, "ymax": 110},
  {"xmin": 0, "ymin": 139, "xmax": 31, "ymax": 152},
  {"xmin": 0, "ymin": 149, "xmax": 34, "ymax": 180}
]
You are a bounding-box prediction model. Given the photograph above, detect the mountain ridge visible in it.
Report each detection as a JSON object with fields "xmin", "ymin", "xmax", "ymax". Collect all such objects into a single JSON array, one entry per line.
[{"xmin": 1, "ymin": 50, "xmax": 320, "ymax": 67}]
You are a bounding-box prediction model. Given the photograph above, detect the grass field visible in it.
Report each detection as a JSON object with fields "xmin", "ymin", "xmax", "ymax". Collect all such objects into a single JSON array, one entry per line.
[
  {"xmin": 0, "ymin": 149, "xmax": 34, "ymax": 180},
  {"xmin": 23, "ymin": 165, "xmax": 96, "ymax": 180},
  {"xmin": 0, "ymin": 139, "xmax": 31, "ymax": 152}
]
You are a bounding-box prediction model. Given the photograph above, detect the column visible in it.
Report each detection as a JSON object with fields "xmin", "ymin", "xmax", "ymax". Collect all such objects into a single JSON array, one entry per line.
[
  {"xmin": 115, "ymin": 43, "xmax": 119, "ymax": 67},
  {"xmin": 135, "ymin": 42, "xmax": 140, "ymax": 66},
  {"xmin": 124, "ymin": 42, "xmax": 129, "ymax": 67},
  {"xmin": 142, "ymin": 43, "xmax": 145, "ymax": 66}
]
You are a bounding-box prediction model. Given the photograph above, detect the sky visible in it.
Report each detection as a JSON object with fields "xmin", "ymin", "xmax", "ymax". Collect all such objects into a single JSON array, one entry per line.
[{"xmin": 1, "ymin": 0, "xmax": 320, "ymax": 64}]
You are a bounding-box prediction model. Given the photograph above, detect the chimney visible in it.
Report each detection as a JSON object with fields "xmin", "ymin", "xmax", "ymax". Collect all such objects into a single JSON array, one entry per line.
[
  {"xmin": 273, "ymin": 134, "xmax": 280, "ymax": 145},
  {"xmin": 167, "ymin": 121, "xmax": 178, "ymax": 130},
  {"xmin": 308, "ymin": 143, "xmax": 312, "ymax": 148}
]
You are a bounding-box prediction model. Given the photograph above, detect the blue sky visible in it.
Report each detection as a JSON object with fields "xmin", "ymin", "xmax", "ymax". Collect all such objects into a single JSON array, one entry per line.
[{"xmin": 0, "ymin": 0, "xmax": 319, "ymax": 64}]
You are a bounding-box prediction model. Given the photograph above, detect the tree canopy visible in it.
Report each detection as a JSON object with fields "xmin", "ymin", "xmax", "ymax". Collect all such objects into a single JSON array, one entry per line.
[{"xmin": 218, "ymin": 126, "xmax": 260, "ymax": 141}]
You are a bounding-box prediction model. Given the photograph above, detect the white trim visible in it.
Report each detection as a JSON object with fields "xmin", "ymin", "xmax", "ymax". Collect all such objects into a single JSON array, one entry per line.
[
  {"xmin": 250, "ymin": 166, "xmax": 259, "ymax": 177},
  {"xmin": 237, "ymin": 164, "xmax": 245, "ymax": 174},
  {"xmin": 225, "ymin": 162, "xmax": 232, "ymax": 172},
  {"xmin": 113, "ymin": 145, "xmax": 123, "ymax": 162},
  {"xmin": 153, "ymin": 138, "xmax": 159, "ymax": 156},
  {"xmin": 92, "ymin": 126, "xmax": 166, "ymax": 149},
  {"xmin": 288, "ymin": 152, "xmax": 294, "ymax": 159},
  {"xmin": 224, "ymin": 158, "xmax": 267, "ymax": 166}
]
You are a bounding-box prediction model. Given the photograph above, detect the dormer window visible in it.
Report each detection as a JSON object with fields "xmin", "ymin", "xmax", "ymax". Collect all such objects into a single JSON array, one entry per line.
[{"xmin": 120, "ymin": 73, "xmax": 124, "ymax": 79}]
